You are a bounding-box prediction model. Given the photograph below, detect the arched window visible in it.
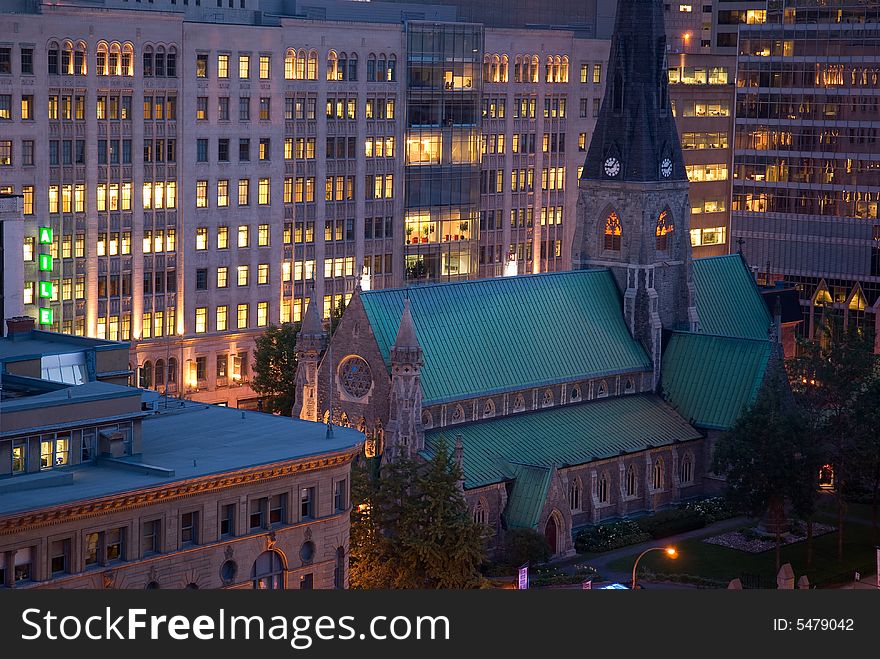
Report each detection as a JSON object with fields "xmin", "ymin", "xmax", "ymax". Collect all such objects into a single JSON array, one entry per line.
[
  {"xmin": 387, "ymin": 54, "xmax": 397, "ymax": 82},
  {"xmin": 347, "ymin": 52, "xmax": 358, "ymax": 81},
  {"xmin": 570, "ymin": 385, "xmax": 581, "ymax": 402},
  {"xmin": 333, "ymin": 547, "xmax": 345, "ymax": 589},
  {"xmin": 597, "ymin": 380, "xmax": 608, "ymax": 398},
  {"xmin": 96, "ymin": 42, "xmax": 109, "ymax": 76},
  {"xmin": 596, "ymin": 472, "xmax": 609, "ymax": 504},
  {"xmin": 604, "ymin": 211, "xmax": 622, "ymax": 251},
  {"xmin": 145, "ymin": 581, "xmax": 160, "ymax": 589},
  {"xmin": 482, "ymin": 54, "xmax": 491, "ymax": 81},
  {"xmin": 75, "ymin": 41, "xmax": 87, "ymax": 76},
  {"xmin": 166, "ymin": 45, "xmax": 177, "ymax": 78},
  {"xmin": 500, "ymin": 54, "xmax": 509, "ymax": 82},
  {"xmin": 48, "ymin": 41, "xmax": 60, "ymax": 75},
  {"xmin": 167, "ymin": 357, "xmax": 178, "ymax": 389},
  {"xmin": 285, "ymin": 49, "xmax": 295, "ymax": 79},
  {"xmin": 514, "ymin": 55, "xmax": 522, "ymax": 82},
  {"xmin": 569, "ymin": 478, "xmax": 581, "ymax": 511},
  {"xmin": 483, "ymin": 398, "xmax": 495, "ymax": 418},
  {"xmin": 307, "ymin": 50, "xmax": 318, "ymax": 80},
  {"xmin": 337, "ymin": 51, "xmax": 348, "ymax": 81},
  {"xmin": 326, "ymin": 50, "xmax": 338, "ymax": 81},
  {"xmin": 122, "ymin": 43, "xmax": 134, "ymax": 76},
  {"xmin": 155, "ymin": 359, "xmax": 165, "ymax": 388},
  {"xmin": 451, "ymin": 404, "xmax": 465, "ymax": 423},
  {"xmin": 143, "ymin": 45, "xmax": 154, "ymax": 77},
  {"xmin": 513, "ymin": 393, "xmax": 525, "ymax": 412},
  {"xmin": 421, "ymin": 409, "xmax": 433, "ymax": 429},
  {"xmin": 62, "ymin": 41, "xmax": 74, "ymax": 75},
  {"xmin": 109, "ymin": 42, "xmax": 121, "ymax": 76},
  {"xmin": 252, "ymin": 551, "xmax": 285, "ymax": 589},
  {"xmin": 542, "ymin": 389, "xmax": 554, "ymax": 407},
  {"xmin": 545, "ymin": 56, "xmax": 554, "ymax": 83},
  {"xmin": 656, "ymin": 210, "xmax": 674, "ymax": 251},
  {"xmin": 530, "ymin": 55, "xmax": 539, "ymax": 83},
  {"xmin": 155, "ymin": 45, "xmax": 166, "ymax": 78},
  {"xmin": 296, "ymin": 49, "xmax": 307, "ymax": 80},
  {"xmin": 679, "ymin": 452, "xmax": 693, "ymax": 485},
  {"xmin": 560, "ymin": 55, "xmax": 569, "ymax": 83},
  {"xmin": 473, "ymin": 499, "xmax": 488, "ymax": 525},
  {"xmin": 653, "ymin": 458, "xmax": 664, "ymax": 490},
  {"xmin": 624, "ymin": 378, "xmax": 635, "ymax": 394},
  {"xmin": 140, "ymin": 361, "xmax": 153, "ymax": 389},
  {"xmin": 626, "ymin": 465, "xmax": 637, "ymax": 497}
]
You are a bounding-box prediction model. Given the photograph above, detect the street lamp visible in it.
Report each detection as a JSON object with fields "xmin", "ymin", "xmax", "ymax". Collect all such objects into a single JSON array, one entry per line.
[{"xmin": 631, "ymin": 546, "xmax": 678, "ymax": 590}]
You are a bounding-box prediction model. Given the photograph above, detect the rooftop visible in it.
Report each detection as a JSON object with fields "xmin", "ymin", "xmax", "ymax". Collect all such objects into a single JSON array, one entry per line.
[
  {"xmin": 0, "ymin": 327, "xmax": 127, "ymax": 362},
  {"xmin": 360, "ymin": 270, "xmax": 651, "ymax": 405},
  {"xmin": 0, "ymin": 392, "xmax": 363, "ymax": 517},
  {"xmin": 423, "ymin": 393, "xmax": 701, "ymax": 489},
  {"xmin": 692, "ymin": 254, "xmax": 772, "ymax": 341}
]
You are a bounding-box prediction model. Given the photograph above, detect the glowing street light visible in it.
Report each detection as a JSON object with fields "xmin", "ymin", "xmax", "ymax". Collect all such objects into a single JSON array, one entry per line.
[{"xmin": 631, "ymin": 546, "xmax": 678, "ymax": 589}]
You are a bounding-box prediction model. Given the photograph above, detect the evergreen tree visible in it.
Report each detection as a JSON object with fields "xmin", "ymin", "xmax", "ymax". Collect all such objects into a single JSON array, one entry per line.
[
  {"xmin": 349, "ymin": 438, "xmax": 487, "ymax": 589},
  {"xmin": 251, "ymin": 322, "xmax": 300, "ymax": 415},
  {"xmin": 851, "ymin": 375, "xmax": 880, "ymax": 546},
  {"xmin": 788, "ymin": 318, "xmax": 878, "ymax": 559},
  {"xmin": 713, "ymin": 365, "xmax": 814, "ymax": 571}
]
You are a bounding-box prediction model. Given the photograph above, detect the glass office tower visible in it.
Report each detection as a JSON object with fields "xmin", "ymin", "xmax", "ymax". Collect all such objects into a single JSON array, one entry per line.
[
  {"xmin": 404, "ymin": 22, "xmax": 483, "ymax": 283},
  {"xmin": 732, "ymin": 0, "xmax": 880, "ymax": 335}
]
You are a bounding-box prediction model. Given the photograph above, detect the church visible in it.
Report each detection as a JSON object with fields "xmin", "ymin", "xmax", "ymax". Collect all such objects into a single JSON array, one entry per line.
[{"xmin": 293, "ymin": 0, "xmax": 777, "ymax": 558}]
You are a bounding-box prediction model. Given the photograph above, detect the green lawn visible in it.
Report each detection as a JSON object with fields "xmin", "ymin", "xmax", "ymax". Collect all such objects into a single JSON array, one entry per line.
[{"xmin": 606, "ymin": 521, "xmax": 877, "ymax": 588}]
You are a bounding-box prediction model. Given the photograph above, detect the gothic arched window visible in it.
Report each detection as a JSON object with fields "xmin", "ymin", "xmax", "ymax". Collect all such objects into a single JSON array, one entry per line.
[
  {"xmin": 604, "ymin": 212, "xmax": 622, "ymax": 251},
  {"xmin": 597, "ymin": 472, "xmax": 610, "ymax": 504},
  {"xmin": 570, "ymin": 385, "xmax": 581, "ymax": 402},
  {"xmin": 626, "ymin": 465, "xmax": 637, "ymax": 497},
  {"xmin": 597, "ymin": 380, "xmax": 609, "ymax": 398},
  {"xmin": 653, "ymin": 458, "xmax": 664, "ymax": 490},
  {"xmin": 656, "ymin": 210, "xmax": 674, "ymax": 251},
  {"xmin": 679, "ymin": 452, "xmax": 694, "ymax": 485},
  {"xmin": 252, "ymin": 551, "xmax": 285, "ymax": 590},
  {"xmin": 473, "ymin": 499, "xmax": 488, "ymax": 525},
  {"xmin": 569, "ymin": 478, "xmax": 581, "ymax": 511}
]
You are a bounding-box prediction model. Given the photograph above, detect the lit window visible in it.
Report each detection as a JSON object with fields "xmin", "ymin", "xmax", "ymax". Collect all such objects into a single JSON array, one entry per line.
[
  {"xmin": 237, "ymin": 265, "xmax": 249, "ymax": 287},
  {"xmin": 239, "ymin": 54, "xmax": 249, "ymax": 79},
  {"xmin": 217, "ymin": 267, "xmax": 228, "ymax": 288},
  {"xmin": 259, "ymin": 55, "xmax": 270, "ymax": 79},
  {"xmin": 196, "ymin": 227, "xmax": 208, "ymax": 250},
  {"xmin": 218, "ymin": 53, "xmax": 229, "ymax": 78},
  {"xmin": 196, "ymin": 180, "xmax": 207, "ymax": 207},
  {"xmin": 258, "ymin": 178, "xmax": 270, "ymax": 205},
  {"xmin": 217, "ymin": 226, "xmax": 229, "ymax": 249},
  {"xmin": 195, "ymin": 307, "xmax": 207, "ymax": 333},
  {"xmin": 257, "ymin": 263, "xmax": 269, "ymax": 285},
  {"xmin": 257, "ymin": 301, "xmax": 268, "ymax": 327},
  {"xmin": 604, "ymin": 211, "xmax": 622, "ymax": 251},
  {"xmin": 237, "ymin": 303, "xmax": 248, "ymax": 329},
  {"xmin": 216, "ymin": 306, "xmax": 228, "ymax": 331},
  {"xmin": 257, "ymin": 223, "xmax": 270, "ymax": 246},
  {"xmin": 238, "ymin": 225, "xmax": 249, "ymax": 248}
]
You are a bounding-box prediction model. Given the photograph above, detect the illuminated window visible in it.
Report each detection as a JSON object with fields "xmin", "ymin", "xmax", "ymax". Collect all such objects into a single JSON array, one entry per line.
[
  {"xmin": 195, "ymin": 307, "xmax": 207, "ymax": 333},
  {"xmin": 237, "ymin": 265, "xmax": 249, "ymax": 286},
  {"xmin": 196, "ymin": 227, "xmax": 208, "ymax": 250},
  {"xmin": 217, "ymin": 267, "xmax": 228, "ymax": 288},
  {"xmin": 218, "ymin": 54, "xmax": 229, "ymax": 79},
  {"xmin": 656, "ymin": 210, "xmax": 674, "ymax": 251},
  {"xmin": 257, "ymin": 263, "xmax": 269, "ymax": 285},
  {"xmin": 259, "ymin": 55, "xmax": 270, "ymax": 79},
  {"xmin": 237, "ymin": 303, "xmax": 248, "ymax": 329},
  {"xmin": 217, "ymin": 226, "xmax": 229, "ymax": 249},
  {"xmin": 238, "ymin": 225, "xmax": 249, "ymax": 247},
  {"xmin": 258, "ymin": 224, "xmax": 270, "ymax": 246},
  {"xmin": 217, "ymin": 179, "xmax": 228, "ymax": 207},
  {"xmin": 239, "ymin": 54, "xmax": 249, "ymax": 79},
  {"xmin": 257, "ymin": 301, "xmax": 268, "ymax": 327},
  {"xmin": 258, "ymin": 178, "xmax": 270, "ymax": 205},
  {"xmin": 196, "ymin": 180, "xmax": 207, "ymax": 207},
  {"xmin": 679, "ymin": 4, "xmax": 692, "ymax": 12},
  {"xmin": 604, "ymin": 211, "xmax": 622, "ymax": 251},
  {"xmin": 238, "ymin": 179, "xmax": 249, "ymax": 206},
  {"xmin": 216, "ymin": 305, "xmax": 228, "ymax": 332}
]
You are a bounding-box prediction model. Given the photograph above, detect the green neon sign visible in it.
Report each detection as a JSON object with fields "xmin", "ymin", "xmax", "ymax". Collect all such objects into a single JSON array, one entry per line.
[
  {"xmin": 38, "ymin": 253, "xmax": 53, "ymax": 272},
  {"xmin": 38, "ymin": 281, "xmax": 53, "ymax": 299},
  {"xmin": 38, "ymin": 227, "xmax": 53, "ymax": 245},
  {"xmin": 38, "ymin": 308, "xmax": 53, "ymax": 326}
]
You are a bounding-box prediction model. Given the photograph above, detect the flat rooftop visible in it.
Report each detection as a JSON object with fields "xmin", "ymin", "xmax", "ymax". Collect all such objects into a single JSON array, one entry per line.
[
  {"xmin": 0, "ymin": 394, "xmax": 363, "ymax": 517},
  {"xmin": 0, "ymin": 329, "xmax": 126, "ymax": 362}
]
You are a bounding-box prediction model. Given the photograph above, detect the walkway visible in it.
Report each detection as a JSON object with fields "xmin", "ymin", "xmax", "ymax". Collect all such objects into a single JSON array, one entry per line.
[{"xmin": 554, "ymin": 516, "xmax": 749, "ymax": 586}]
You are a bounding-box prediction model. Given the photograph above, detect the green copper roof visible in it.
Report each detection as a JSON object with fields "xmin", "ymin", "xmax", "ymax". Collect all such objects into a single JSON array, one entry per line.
[
  {"xmin": 360, "ymin": 271, "xmax": 650, "ymax": 404},
  {"xmin": 661, "ymin": 332, "xmax": 772, "ymax": 431},
  {"xmin": 692, "ymin": 254, "xmax": 771, "ymax": 340},
  {"xmin": 503, "ymin": 464, "xmax": 552, "ymax": 529},
  {"xmin": 423, "ymin": 394, "xmax": 701, "ymax": 489}
]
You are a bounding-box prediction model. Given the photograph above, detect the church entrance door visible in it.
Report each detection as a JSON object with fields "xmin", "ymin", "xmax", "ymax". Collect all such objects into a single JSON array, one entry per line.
[{"xmin": 544, "ymin": 516, "xmax": 558, "ymax": 555}]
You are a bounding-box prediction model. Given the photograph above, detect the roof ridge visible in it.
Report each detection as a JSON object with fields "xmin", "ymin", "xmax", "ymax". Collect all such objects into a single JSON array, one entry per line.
[{"xmin": 669, "ymin": 330, "xmax": 772, "ymax": 345}]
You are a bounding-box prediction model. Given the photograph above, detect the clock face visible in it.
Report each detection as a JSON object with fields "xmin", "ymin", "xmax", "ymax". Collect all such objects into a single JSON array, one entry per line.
[
  {"xmin": 661, "ymin": 158, "xmax": 673, "ymax": 178},
  {"xmin": 604, "ymin": 156, "xmax": 621, "ymax": 178}
]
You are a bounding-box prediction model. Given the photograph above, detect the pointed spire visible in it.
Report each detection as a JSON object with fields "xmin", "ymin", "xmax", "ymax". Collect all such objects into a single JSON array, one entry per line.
[
  {"xmin": 300, "ymin": 293, "xmax": 324, "ymax": 336},
  {"xmin": 393, "ymin": 297, "xmax": 420, "ymax": 351},
  {"xmin": 581, "ymin": 0, "xmax": 685, "ymax": 183}
]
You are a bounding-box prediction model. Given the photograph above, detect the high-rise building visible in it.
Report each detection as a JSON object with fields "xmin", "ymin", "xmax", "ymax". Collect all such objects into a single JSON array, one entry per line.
[
  {"xmin": 732, "ymin": 0, "xmax": 880, "ymax": 341},
  {"xmin": 1, "ymin": 194, "xmax": 25, "ymax": 329},
  {"xmin": 0, "ymin": 1, "xmax": 607, "ymax": 406}
]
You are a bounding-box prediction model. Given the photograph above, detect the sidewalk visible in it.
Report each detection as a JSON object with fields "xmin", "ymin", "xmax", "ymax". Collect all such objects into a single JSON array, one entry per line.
[{"xmin": 554, "ymin": 516, "xmax": 749, "ymax": 586}]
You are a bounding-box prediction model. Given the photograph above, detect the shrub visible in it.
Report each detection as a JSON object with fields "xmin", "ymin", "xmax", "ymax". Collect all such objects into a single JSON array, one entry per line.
[
  {"xmin": 679, "ymin": 496, "xmax": 736, "ymax": 523},
  {"xmin": 636, "ymin": 508, "xmax": 705, "ymax": 539},
  {"xmin": 575, "ymin": 520, "xmax": 650, "ymax": 553},
  {"xmin": 503, "ymin": 528, "xmax": 550, "ymax": 568}
]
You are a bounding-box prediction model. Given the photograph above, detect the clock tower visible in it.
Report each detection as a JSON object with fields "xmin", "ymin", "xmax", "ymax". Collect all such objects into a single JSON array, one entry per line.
[{"xmin": 573, "ymin": 0, "xmax": 699, "ymax": 388}]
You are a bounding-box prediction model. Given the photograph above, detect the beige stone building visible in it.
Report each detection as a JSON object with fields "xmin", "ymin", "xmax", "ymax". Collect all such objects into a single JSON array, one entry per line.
[
  {"xmin": 0, "ymin": 0, "xmax": 608, "ymax": 408},
  {"xmin": 0, "ymin": 320, "xmax": 362, "ymax": 589}
]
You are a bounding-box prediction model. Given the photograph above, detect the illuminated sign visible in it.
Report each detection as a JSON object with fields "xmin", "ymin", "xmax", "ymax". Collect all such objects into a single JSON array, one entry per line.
[
  {"xmin": 38, "ymin": 281, "xmax": 53, "ymax": 299},
  {"xmin": 38, "ymin": 308, "xmax": 53, "ymax": 326},
  {"xmin": 38, "ymin": 227, "xmax": 53, "ymax": 244},
  {"xmin": 38, "ymin": 253, "xmax": 53, "ymax": 272}
]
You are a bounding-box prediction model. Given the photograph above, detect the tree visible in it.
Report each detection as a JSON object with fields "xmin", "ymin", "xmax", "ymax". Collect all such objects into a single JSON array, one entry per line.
[
  {"xmin": 788, "ymin": 318, "xmax": 878, "ymax": 559},
  {"xmin": 713, "ymin": 365, "xmax": 814, "ymax": 571},
  {"xmin": 330, "ymin": 297, "xmax": 347, "ymax": 336},
  {"xmin": 851, "ymin": 375, "xmax": 880, "ymax": 546},
  {"xmin": 349, "ymin": 438, "xmax": 488, "ymax": 589},
  {"xmin": 251, "ymin": 322, "xmax": 300, "ymax": 415}
]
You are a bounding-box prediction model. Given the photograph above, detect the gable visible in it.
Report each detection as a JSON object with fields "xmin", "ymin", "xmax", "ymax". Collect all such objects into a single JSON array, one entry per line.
[
  {"xmin": 359, "ymin": 270, "xmax": 651, "ymax": 404},
  {"xmin": 692, "ymin": 254, "xmax": 772, "ymax": 340},
  {"xmin": 503, "ymin": 464, "xmax": 552, "ymax": 530}
]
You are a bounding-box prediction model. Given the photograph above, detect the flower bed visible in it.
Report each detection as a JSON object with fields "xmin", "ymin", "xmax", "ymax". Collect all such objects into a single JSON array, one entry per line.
[{"xmin": 703, "ymin": 523, "xmax": 835, "ymax": 554}]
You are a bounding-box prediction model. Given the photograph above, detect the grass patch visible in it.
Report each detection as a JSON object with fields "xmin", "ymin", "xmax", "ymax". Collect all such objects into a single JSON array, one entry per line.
[{"xmin": 606, "ymin": 520, "xmax": 876, "ymax": 588}]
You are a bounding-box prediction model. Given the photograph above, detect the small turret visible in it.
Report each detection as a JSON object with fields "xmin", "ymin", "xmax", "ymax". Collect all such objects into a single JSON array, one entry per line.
[
  {"xmin": 292, "ymin": 296, "xmax": 327, "ymax": 422},
  {"xmin": 385, "ymin": 297, "xmax": 425, "ymax": 462}
]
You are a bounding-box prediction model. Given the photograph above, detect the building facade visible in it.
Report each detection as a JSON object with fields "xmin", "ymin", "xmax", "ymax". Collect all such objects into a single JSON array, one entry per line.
[
  {"xmin": 0, "ymin": 0, "xmax": 607, "ymax": 407},
  {"xmin": 1, "ymin": 194, "xmax": 25, "ymax": 329},
  {"xmin": 0, "ymin": 324, "xmax": 362, "ymax": 589},
  {"xmin": 731, "ymin": 0, "xmax": 880, "ymax": 343}
]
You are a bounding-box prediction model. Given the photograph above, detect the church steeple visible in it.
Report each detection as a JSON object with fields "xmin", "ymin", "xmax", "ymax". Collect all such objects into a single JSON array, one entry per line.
[
  {"xmin": 573, "ymin": 0, "xmax": 698, "ymax": 390},
  {"xmin": 581, "ymin": 0, "xmax": 686, "ymax": 184},
  {"xmin": 385, "ymin": 298, "xmax": 425, "ymax": 463},
  {"xmin": 292, "ymin": 295, "xmax": 327, "ymax": 422}
]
